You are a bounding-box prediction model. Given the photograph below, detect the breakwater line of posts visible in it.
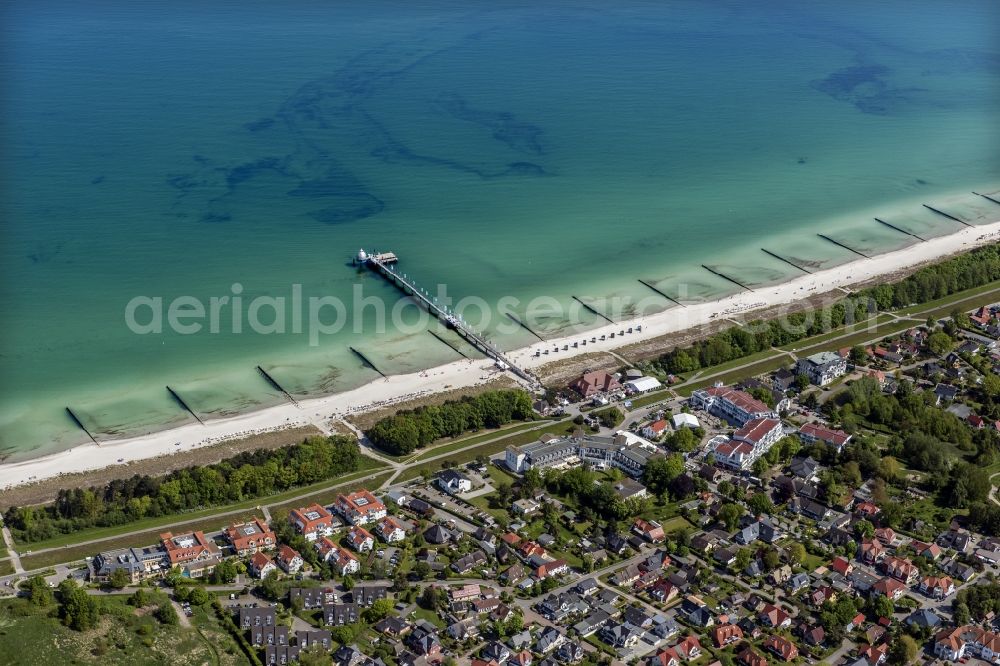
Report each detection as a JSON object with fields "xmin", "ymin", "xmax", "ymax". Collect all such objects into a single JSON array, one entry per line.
[
  {"xmin": 760, "ymin": 249, "xmax": 812, "ymax": 274},
  {"xmin": 701, "ymin": 265, "xmax": 754, "ymax": 292},
  {"xmin": 357, "ymin": 249, "xmax": 540, "ymax": 389},
  {"xmin": 923, "ymin": 204, "xmax": 972, "ymax": 227},
  {"xmin": 571, "ymin": 296, "xmax": 615, "ymax": 324},
  {"xmin": 637, "ymin": 279, "xmax": 686, "ymax": 307},
  {"xmin": 166, "ymin": 386, "xmax": 205, "ymax": 425},
  {"xmin": 973, "ymin": 191, "xmax": 1000, "ymax": 206},
  {"xmin": 256, "ymin": 365, "xmax": 299, "ymax": 407},
  {"xmin": 505, "ymin": 313, "xmax": 546, "ymax": 342},
  {"xmin": 65, "ymin": 407, "xmax": 99, "ymax": 445},
  {"xmin": 428, "ymin": 330, "xmax": 470, "ymax": 359},
  {"xmin": 350, "ymin": 347, "xmax": 387, "ymax": 378},
  {"xmin": 817, "ymin": 234, "xmax": 870, "ymax": 258},
  {"xmin": 874, "ymin": 218, "xmax": 925, "ymax": 242}
]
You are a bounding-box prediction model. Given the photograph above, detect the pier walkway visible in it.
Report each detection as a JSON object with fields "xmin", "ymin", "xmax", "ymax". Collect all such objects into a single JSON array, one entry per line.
[{"xmin": 358, "ymin": 250, "xmax": 540, "ymax": 389}]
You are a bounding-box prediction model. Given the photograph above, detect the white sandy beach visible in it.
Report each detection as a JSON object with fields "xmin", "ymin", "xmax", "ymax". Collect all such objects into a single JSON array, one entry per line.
[{"xmin": 2, "ymin": 220, "xmax": 999, "ymax": 490}]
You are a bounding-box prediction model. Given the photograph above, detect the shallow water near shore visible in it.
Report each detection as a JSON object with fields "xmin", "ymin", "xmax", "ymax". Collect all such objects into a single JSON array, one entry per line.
[{"xmin": 1, "ymin": 0, "xmax": 998, "ymax": 462}]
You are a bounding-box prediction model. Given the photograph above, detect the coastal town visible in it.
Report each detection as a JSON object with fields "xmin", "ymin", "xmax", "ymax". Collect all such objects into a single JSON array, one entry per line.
[{"xmin": 5, "ymin": 287, "xmax": 1000, "ymax": 666}]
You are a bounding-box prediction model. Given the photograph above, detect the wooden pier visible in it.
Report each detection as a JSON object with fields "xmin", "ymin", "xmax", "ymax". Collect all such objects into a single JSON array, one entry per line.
[{"xmin": 358, "ymin": 249, "xmax": 540, "ymax": 388}]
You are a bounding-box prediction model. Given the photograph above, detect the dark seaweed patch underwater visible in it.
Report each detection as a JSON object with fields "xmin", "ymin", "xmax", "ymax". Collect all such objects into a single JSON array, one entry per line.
[{"xmin": 165, "ymin": 28, "xmax": 551, "ymax": 228}]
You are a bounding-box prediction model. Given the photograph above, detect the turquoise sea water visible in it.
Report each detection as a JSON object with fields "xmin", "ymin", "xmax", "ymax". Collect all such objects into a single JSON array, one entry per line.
[{"xmin": 1, "ymin": 0, "xmax": 999, "ymax": 461}]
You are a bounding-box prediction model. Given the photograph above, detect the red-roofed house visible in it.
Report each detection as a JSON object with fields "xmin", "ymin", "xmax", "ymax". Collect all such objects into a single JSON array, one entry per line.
[
  {"xmin": 346, "ymin": 525, "xmax": 375, "ymax": 552},
  {"xmin": 764, "ymin": 636, "xmax": 799, "ymax": 662},
  {"xmin": 315, "ymin": 537, "xmax": 360, "ymax": 576},
  {"xmin": 223, "ymin": 518, "xmax": 276, "ymax": 556},
  {"xmin": 883, "ymin": 556, "xmax": 918, "ymax": 584},
  {"xmin": 633, "ymin": 518, "xmax": 666, "ymax": 543},
  {"xmin": 798, "ymin": 422, "xmax": 852, "ymax": 453},
  {"xmin": 971, "ymin": 306, "xmax": 993, "ymax": 327},
  {"xmin": 160, "ymin": 531, "xmax": 221, "ymax": 567},
  {"xmin": 738, "ymin": 647, "xmax": 768, "ymax": 666},
  {"xmin": 872, "ymin": 577, "xmax": 906, "ymax": 600},
  {"xmin": 675, "ymin": 635, "xmax": 702, "ymax": 660},
  {"xmin": 712, "ymin": 624, "xmax": 744, "ymax": 648},
  {"xmin": 642, "ymin": 420, "xmax": 669, "ymax": 439},
  {"xmin": 860, "ymin": 644, "xmax": 888, "ymax": 666},
  {"xmin": 855, "ymin": 501, "xmax": 880, "ymax": 519},
  {"xmin": 277, "ymin": 545, "xmax": 304, "ymax": 574},
  {"xmin": 920, "ymin": 575, "xmax": 955, "ymax": 599},
  {"xmin": 934, "ymin": 627, "xmax": 966, "ymax": 661},
  {"xmin": 450, "ymin": 584, "xmax": 481, "ymax": 602},
  {"xmin": 969, "ymin": 414, "xmax": 986, "ymax": 429},
  {"xmin": 860, "ymin": 539, "xmax": 887, "ymax": 565},
  {"xmin": 335, "ymin": 489, "xmax": 387, "ymax": 525},
  {"xmin": 653, "ymin": 648, "xmax": 681, "ymax": 666},
  {"xmin": 500, "ymin": 532, "xmax": 522, "ymax": 546},
  {"xmin": 249, "ymin": 552, "xmax": 277, "ymax": 579},
  {"xmin": 830, "ymin": 556, "xmax": 853, "ymax": 576},
  {"xmin": 874, "ymin": 527, "xmax": 896, "ymax": 545},
  {"xmin": 375, "ymin": 516, "xmax": 407, "ymax": 543},
  {"xmin": 847, "ymin": 613, "xmax": 866, "ymax": 632},
  {"xmin": 759, "ymin": 604, "xmax": 791, "ymax": 629},
  {"xmin": 570, "ymin": 371, "xmax": 621, "ymax": 398},
  {"xmin": 649, "ymin": 579, "xmax": 680, "ymax": 604},
  {"xmin": 535, "ymin": 559, "xmax": 568, "ymax": 580},
  {"xmin": 912, "ymin": 540, "xmax": 943, "ymax": 561},
  {"xmin": 289, "ymin": 503, "xmax": 336, "ymax": 541},
  {"xmin": 519, "ymin": 541, "xmax": 546, "ymax": 559}
]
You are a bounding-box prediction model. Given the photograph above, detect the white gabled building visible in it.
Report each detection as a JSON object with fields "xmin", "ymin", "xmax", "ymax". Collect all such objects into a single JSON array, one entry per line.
[
  {"xmin": 335, "ymin": 490, "xmax": 387, "ymax": 526},
  {"xmin": 712, "ymin": 417, "xmax": 783, "ymax": 471},
  {"xmin": 691, "ymin": 386, "xmax": 777, "ymax": 426},
  {"xmin": 796, "ymin": 351, "xmax": 847, "ymax": 387},
  {"xmin": 506, "ymin": 432, "xmax": 656, "ymax": 477}
]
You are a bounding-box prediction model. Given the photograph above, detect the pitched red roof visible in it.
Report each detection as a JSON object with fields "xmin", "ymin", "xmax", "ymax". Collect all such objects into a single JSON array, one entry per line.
[{"xmin": 734, "ymin": 418, "xmax": 780, "ymax": 445}]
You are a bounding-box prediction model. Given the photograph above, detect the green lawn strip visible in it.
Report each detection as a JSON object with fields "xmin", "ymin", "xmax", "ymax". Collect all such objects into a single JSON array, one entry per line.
[
  {"xmin": 16, "ymin": 462, "xmax": 388, "ymax": 552},
  {"xmin": 629, "ymin": 388, "xmax": 677, "ymax": 409},
  {"xmin": 919, "ymin": 286, "xmax": 1000, "ymax": 320},
  {"xmin": 396, "ymin": 422, "xmax": 576, "ymax": 484},
  {"xmin": 676, "ymin": 356, "xmax": 792, "ymax": 397},
  {"xmin": 777, "ymin": 313, "xmax": 894, "ymax": 352},
  {"xmin": 407, "ymin": 420, "xmax": 549, "ymax": 462},
  {"xmin": 897, "ymin": 280, "xmax": 1000, "ymax": 317},
  {"xmin": 793, "ymin": 319, "xmax": 913, "ymax": 358},
  {"xmin": 19, "ymin": 510, "xmax": 265, "ymax": 572},
  {"xmin": 692, "ymin": 348, "xmax": 787, "ymax": 376},
  {"xmin": 0, "ymin": 560, "xmax": 13, "ymax": 576}
]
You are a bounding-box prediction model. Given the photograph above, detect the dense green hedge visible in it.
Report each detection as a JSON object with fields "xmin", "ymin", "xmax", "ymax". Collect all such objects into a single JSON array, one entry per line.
[
  {"xmin": 4, "ymin": 435, "xmax": 362, "ymax": 543},
  {"xmin": 366, "ymin": 389, "xmax": 534, "ymax": 455}
]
